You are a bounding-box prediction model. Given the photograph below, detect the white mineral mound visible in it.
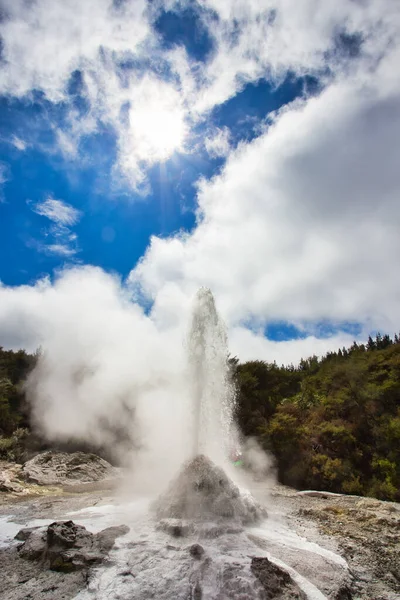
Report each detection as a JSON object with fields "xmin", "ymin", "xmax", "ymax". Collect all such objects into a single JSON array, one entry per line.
[{"xmin": 154, "ymin": 454, "xmax": 267, "ymax": 525}]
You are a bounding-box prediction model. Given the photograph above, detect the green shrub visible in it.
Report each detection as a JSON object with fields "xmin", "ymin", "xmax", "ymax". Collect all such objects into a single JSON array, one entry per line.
[{"xmin": 0, "ymin": 427, "xmax": 29, "ymax": 461}]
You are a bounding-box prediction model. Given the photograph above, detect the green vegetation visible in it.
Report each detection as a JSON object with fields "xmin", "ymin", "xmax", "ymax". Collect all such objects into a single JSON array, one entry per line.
[
  {"xmin": 0, "ymin": 346, "xmax": 37, "ymax": 461},
  {"xmin": 233, "ymin": 333, "xmax": 400, "ymax": 501},
  {"xmin": 0, "ymin": 347, "xmax": 36, "ymax": 436}
]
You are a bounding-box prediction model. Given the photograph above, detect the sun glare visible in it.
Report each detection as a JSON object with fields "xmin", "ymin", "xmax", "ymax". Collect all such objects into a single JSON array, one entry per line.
[{"xmin": 129, "ymin": 78, "xmax": 187, "ymax": 163}]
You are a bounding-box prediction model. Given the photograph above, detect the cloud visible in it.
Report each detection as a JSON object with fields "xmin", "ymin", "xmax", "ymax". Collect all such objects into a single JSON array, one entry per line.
[
  {"xmin": 0, "ymin": 0, "xmax": 156, "ymax": 190},
  {"xmin": 130, "ymin": 22, "xmax": 400, "ymax": 337},
  {"xmin": 11, "ymin": 136, "xmax": 29, "ymax": 151},
  {"xmin": 1, "ymin": 1, "xmax": 399, "ymax": 331},
  {"xmin": 0, "ymin": 161, "xmax": 11, "ymax": 184},
  {"xmin": 41, "ymin": 243, "xmax": 78, "ymax": 258},
  {"xmin": 0, "ymin": 0, "xmax": 150, "ymax": 102},
  {"xmin": 30, "ymin": 196, "xmax": 82, "ymax": 256},
  {"xmin": 0, "ymin": 161, "xmax": 11, "ymax": 200},
  {"xmin": 229, "ymin": 327, "xmax": 358, "ymax": 366},
  {"xmin": 3, "ymin": 0, "xmax": 396, "ymax": 191},
  {"xmin": 176, "ymin": 0, "xmax": 397, "ymax": 114},
  {"xmin": 33, "ymin": 197, "xmax": 82, "ymax": 226},
  {"xmin": 205, "ymin": 127, "xmax": 231, "ymax": 158}
]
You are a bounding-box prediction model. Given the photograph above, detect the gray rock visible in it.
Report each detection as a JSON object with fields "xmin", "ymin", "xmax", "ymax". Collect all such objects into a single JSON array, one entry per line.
[
  {"xmin": 95, "ymin": 524, "xmax": 130, "ymax": 551},
  {"xmin": 22, "ymin": 451, "xmax": 118, "ymax": 486},
  {"xmin": 14, "ymin": 526, "xmax": 41, "ymax": 541},
  {"xmin": 251, "ymin": 557, "xmax": 307, "ymax": 599},
  {"xmin": 0, "ymin": 545, "xmax": 87, "ymax": 600},
  {"xmin": 18, "ymin": 529, "xmax": 47, "ymax": 561},
  {"xmin": 16, "ymin": 519, "xmax": 130, "ymax": 572},
  {"xmin": 189, "ymin": 543, "xmax": 204, "ymax": 559}
]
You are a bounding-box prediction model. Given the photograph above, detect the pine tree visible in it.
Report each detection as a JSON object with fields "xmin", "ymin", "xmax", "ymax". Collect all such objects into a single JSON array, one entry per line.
[{"xmin": 367, "ymin": 335, "xmax": 376, "ymax": 351}]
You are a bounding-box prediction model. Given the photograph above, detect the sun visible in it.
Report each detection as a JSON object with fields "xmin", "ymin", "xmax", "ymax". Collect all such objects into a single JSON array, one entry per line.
[
  {"xmin": 129, "ymin": 77, "xmax": 187, "ymax": 163},
  {"xmin": 131, "ymin": 105, "xmax": 186, "ymax": 162}
]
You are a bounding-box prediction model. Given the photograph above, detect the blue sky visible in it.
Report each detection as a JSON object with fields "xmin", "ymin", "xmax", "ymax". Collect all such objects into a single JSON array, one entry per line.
[{"xmin": 0, "ymin": 0, "xmax": 399, "ymax": 363}]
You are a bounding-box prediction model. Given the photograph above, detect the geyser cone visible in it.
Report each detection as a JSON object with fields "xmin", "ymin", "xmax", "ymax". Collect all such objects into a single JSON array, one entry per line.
[{"xmin": 154, "ymin": 454, "xmax": 267, "ymax": 525}]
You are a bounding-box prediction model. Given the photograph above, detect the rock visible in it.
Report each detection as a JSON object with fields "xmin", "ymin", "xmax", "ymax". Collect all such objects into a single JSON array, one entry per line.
[
  {"xmin": 0, "ymin": 462, "xmax": 25, "ymax": 494},
  {"xmin": 251, "ymin": 557, "xmax": 307, "ymax": 599},
  {"xmin": 46, "ymin": 520, "xmax": 100, "ymax": 571},
  {"xmin": 18, "ymin": 529, "xmax": 47, "ymax": 561},
  {"xmin": 22, "ymin": 451, "xmax": 118, "ymax": 486},
  {"xmin": 14, "ymin": 527, "xmax": 41, "ymax": 541},
  {"xmin": 154, "ymin": 454, "xmax": 267, "ymax": 525},
  {"xmin": 335, "ymin": 585, "xmax": 353, "ymax": 599},
  {"xmin": 191, "ymin": 580, "xmax": 202, "ymax": 599},
  {"xmin": 189, "ymin": 543, "xmax": 204, "ymax": 559},
  {"xmin": 0, "ymin": 480, "xmax": 22, "ymax": 493},
  {"xmin": 0, "ymin": 544, "xmax": 87, "ymax": 600},
  {"xmin": 16, "ymin": 520, "xmax": 129, "ymax": 572},
  {"xmin": 95, "ymin": 525, "xmax": 130, "ymax": 551},
  {"xmin": 297, "ymin": 490, "xmax": 343, "ymax": 498}
]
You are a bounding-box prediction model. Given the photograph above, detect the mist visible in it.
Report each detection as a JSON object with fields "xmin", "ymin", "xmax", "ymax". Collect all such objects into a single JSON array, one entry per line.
[
  {"xmin": 13, "ymin": 267, "xmax": 247, "ymax": 497},
  {"xmin": 12, "ymin": 266, "xmax": 194, "ymax": 493}
]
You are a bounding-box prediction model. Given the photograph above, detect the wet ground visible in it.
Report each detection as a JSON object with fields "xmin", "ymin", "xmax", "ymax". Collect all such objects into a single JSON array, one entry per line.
[{"xmin": 0, "ymin": 480, "xmax": 399, "ymax": 599}]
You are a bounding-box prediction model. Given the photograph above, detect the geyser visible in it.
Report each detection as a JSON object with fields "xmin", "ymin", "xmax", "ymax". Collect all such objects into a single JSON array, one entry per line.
[
  {"xmin": 188, "ymin": 287, "xmax": 236, "ymax": 465},
  {"xmin": 155, "ymin": 289, "xmax": 266, "ymax": 528}
]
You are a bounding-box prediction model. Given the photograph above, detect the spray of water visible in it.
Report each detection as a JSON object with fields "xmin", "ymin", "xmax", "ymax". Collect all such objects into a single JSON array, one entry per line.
[{"xmin": 187, "ymin": 287, "xmax": 236, "ymax": 465}]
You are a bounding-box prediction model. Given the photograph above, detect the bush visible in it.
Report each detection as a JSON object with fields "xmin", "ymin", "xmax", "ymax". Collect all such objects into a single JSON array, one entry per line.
[{"xmin": 0, "ymin": 428, "xmax": 29, "ymax": 462}]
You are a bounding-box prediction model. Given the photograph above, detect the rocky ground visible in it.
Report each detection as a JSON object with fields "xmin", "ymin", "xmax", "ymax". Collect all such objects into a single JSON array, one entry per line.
[
  {"xmin": 0, "ymin": 455, "xmax": 399, "ymax": 599},
  {"xmin": 0, "ymin": 515, "xmax": 129, "ymax": 600},
  {"xmin": 0, "ymin": 451, "xmax": 119, "ymax": 496},
  {"xmin": 254, "ymin": 486, "xmax": 400, "ymax": 600}
]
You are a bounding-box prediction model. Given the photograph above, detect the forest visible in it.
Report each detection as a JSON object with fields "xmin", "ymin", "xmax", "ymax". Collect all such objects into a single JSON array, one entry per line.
[
  {"xmin": 1, "ymin": 334, "xmax": 399, "ymax": 501},
  {"xmin": 233, "ymin": 333, "xmax": 400, "ymax": 501}
]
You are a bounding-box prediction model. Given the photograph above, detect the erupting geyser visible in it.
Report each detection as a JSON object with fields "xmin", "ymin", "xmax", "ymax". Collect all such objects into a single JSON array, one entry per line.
[
  {"xmin": 155, "ymin": 289, "xmax": 266, "ymax": 529},
  {"xmin": 188, "ymin": 287, "xmax": 236, "ymax": 464}
]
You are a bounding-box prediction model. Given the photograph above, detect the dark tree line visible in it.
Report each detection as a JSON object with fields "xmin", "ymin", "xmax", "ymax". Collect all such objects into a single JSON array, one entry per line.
[{"xmin": 0, "ymin": 347, "xmax": 36, "ymax": 436}]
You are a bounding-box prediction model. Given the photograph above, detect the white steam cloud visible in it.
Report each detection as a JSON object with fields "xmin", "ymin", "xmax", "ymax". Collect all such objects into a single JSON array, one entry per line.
[{"xmin": 9, "ymin": 267, "xmax": 195, "ymax": 492}]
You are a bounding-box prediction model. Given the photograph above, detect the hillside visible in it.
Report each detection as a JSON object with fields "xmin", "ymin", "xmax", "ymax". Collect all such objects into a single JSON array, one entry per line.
[{"xmin": 234, "ymin": 334, "xmax": 400, "ymax": 501}]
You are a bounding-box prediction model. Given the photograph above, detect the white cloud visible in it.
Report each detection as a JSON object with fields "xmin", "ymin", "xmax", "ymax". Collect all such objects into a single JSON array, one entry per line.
[
  {"xmin": 3, "ymin": 0, "xmax": 397, "ymax": 190},
  {"xmin": 0, "ymin": 0, "xmax": 150, "ymax": 102},
  {"xmin": 11, "ymin": 136, "xmax": 29, "ymax": 151},
  {"xmin": 42, "ymin": 243, "xmax": 78, "ymax": 258},
  {"xmin": 33, "ymin": 197, "xmax": 82, "ymax": 226},
  {"xmin": 30, "ymin": 197, "xmax": 82, "ymax": 256},
  {"xmin": 229, "ymin": 326, "xmax": 357, "ymax": 365},
  {"xmin": 186, "ymin": 0, "xmax": 399, "ymax": 113},
  {"xmin": 0, "ymin": 163, "xmax": 9, "ymax": 184},
  {"xmin": 130, "ymin": 25, "xmax": 400, "ymax": 338},
  {"xmin": 205, "ymin": 127, "xmax": 231, "ymax": 158}
]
